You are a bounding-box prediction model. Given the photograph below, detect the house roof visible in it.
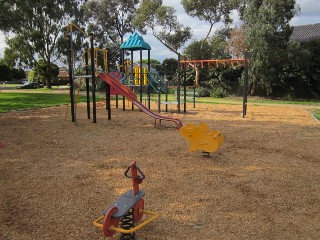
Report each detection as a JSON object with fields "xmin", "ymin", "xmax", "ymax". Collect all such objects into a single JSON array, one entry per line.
[
  {"xmin": 58, "ymin": 71, "xmax": 69, "ymax": 79},
  {"xmin": 290, "ymin": 23, "xmax": 320, "ymax": 42},
  {"xmin": 120, "ymin": 32, "xmax": 151, "ymax": 51}
]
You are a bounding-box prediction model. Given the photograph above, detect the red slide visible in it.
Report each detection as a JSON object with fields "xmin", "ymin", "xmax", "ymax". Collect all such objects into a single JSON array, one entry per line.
[{"xmin": 99, "ymin": 73, "xmax": 182, "ymax": 129}]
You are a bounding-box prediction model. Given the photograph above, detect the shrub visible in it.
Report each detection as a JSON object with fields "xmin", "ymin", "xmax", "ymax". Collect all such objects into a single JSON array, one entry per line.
[
  {"xmin": 210, "ymin": 87, "xmax": 228, "ymax": 98},
  {"xmin": 196, "ymin": 86, "xmax": 211, "ymax": 97}
]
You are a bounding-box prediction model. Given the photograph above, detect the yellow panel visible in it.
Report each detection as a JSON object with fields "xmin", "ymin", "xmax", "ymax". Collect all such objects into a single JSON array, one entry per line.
[{"xmin": 179, "ymin": 123, "xmax": 224, "ymax": 153}]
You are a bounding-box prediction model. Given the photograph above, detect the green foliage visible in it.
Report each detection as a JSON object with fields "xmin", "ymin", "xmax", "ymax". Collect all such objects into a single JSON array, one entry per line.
[
  {"xmin": 0, "ymin": 0, "xmax": 85, "ymax": 87},
  {"xmin": 133, "ymin": 0, "xmax": 191, "ymax": 54},
  {"xmin": 275, "ymin": 39, "xmax": 320, "ymax": 99},
  {"xmin": 0, "ymin": 46, "xmax": 17, "ymax": 68},
  {"xmin": 161, "ymin": 58, "xmax": 178, "ymax": 81},
  {"xmin": 184, "ymin": 40, "xmax": 213, "ymax": 60},
  {"xmin": 33, "ymin": 60, "xmax": 59, "ymax": 85},
  {"xmin": 0, "ymin": 64, "xmax": 11, "ymax": 81},
  {"xmin": 315, "ymin": 111, "xmax": 320, "ymax": 121},
  {"xmin": 11, "ymin": 68, "xmax": 26, "ymax": 80},
  {"xmin": 184, "ymin": 27, "xmax": 231, "ymax": 60},
  {"xmin": 243, "ymin": 0, "xmax": 298, "ymax": 95},
  {"xmin": 0, "ymin": 63, "xmax": 25, "ymax": 81},
  {"xmin": 210, "ymin": 87, "xmax": 228, "ymax": 98},
  {"xmin": 83, "ymin": 0, "xmax": 139, "ymax": 66},
  {"xmin": 196, "ymin": 86, "xmax": 211, "ymax": 97}
]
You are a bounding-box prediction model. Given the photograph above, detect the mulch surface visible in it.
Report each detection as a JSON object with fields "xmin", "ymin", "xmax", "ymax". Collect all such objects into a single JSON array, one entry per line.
[{"xmin": 1, "ymin": 101, "xmax": 320, "ymax": 240}]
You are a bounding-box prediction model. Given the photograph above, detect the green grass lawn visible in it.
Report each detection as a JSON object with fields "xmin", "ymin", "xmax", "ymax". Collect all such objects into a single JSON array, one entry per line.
[
  {"xmin": 0, "ymin": 92, "xmax": 87, "ymax": 112},
  {"xmin": 1, "ymin": 89, "xmax": 319, "ymax": 116}
]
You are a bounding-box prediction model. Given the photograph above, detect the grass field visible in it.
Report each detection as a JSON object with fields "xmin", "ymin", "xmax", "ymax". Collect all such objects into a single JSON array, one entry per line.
[{"xmin": 1, "ymin": 87, "xmax": 320, "ymax": 120}]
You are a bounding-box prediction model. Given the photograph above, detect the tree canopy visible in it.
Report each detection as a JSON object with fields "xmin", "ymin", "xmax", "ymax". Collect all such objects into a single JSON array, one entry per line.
[
  {"xmin": 243, "ymin": 0, "xmax": 299, "ymax": 95},
  {"xmin": 0, "ymin": 0, "xmax": 85, "ymax": 87},
  {"xmin": 133, "ymin": 0, "xmax": 192, "ymax": 54}
]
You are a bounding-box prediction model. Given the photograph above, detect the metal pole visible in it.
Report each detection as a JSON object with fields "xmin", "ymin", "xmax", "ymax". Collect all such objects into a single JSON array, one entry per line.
[
  {"xmin": 85, "ymin": 51, "xmax": 90, "ymax": 119},
  {"xmin": 90, "ymin": 33, "xmax": 97, "ymax": 123},
  {"xmin": 140, "ymin": 50, "xmax": 143, "ymax": 103},
  {"xmin": 177, "ymin": 53, "xmax": 181, "ymax": 113},
  {"xmin": 121, "ymin": 49, "xmax": 125, "ymax": 111},
  {"xmin": 106, "ymin": 50, "xmax": 111, "ymax": 120},
  {"xmin": 165, "ymin": 79, "xmax": 168, "ymax": 112},
  {"xmin": 183, "ymin": 59, "xmax": 187, "ymax": 113},
  {"xmin": 193, "ymin": 86, "xmax": 196, "ymax": 108},
  {"xmin": 67, "ymin": 34, "xmax": 75, "ymax": 122},
  {"xmin": 243, "ymin": 50, "xmax": 249, "ymax": 118},
  {"xmin": 148, "ymin": 50, "xmax": 151, "ymax": 109},
  {"xmin": 131, "ymin": 50, "xmax": 134, "ymax": 110},
  {"xmin": 158, "ymin": 76, "xmax": 161, "ymax": 113}
]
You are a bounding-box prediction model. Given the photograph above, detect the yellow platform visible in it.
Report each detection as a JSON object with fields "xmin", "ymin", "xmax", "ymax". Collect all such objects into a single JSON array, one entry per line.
[{"xmin": 179, "ymin": 123, "xmax": 224, "ymax": 153}]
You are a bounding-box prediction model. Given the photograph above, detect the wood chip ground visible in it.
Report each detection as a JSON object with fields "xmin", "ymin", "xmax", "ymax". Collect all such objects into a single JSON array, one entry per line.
[{"xmin": 1, "ymin": 101, "xmax": 320, "ymax": 240}]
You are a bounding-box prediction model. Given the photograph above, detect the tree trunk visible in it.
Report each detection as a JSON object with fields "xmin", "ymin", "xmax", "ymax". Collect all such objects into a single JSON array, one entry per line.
[
  {"xmin": 249, "ymin": 79, "xmax": 257, "ymax": 96},
  {"xmin": 195, "ymin": 66, "xmax": 199, "ymax": 86},
  {"xmin": 45, "ymin": 62, "xmax": 52, "ymax": 88}
]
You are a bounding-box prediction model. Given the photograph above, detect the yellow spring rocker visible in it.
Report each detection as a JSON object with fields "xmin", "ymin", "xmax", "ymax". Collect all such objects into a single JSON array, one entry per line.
[{"xmin": 179, "ymin": 123, "xmax": 224, "ymax": 157}]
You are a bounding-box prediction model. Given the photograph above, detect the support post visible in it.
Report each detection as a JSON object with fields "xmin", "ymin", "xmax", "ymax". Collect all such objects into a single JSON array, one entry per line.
[
  {"xmin": 90, "ymin": 33, "xmax": 97, "ymax": 123},
  {"xmin": 183, "ymin": 59, "xmax": 187, "ymax": 113},
  {"xmin": 140, "ymin": 50, "xmax": 143, "ymax": 104},
  {"xmin": 121, "ymin": 50, "xmax": 125, "ymax": 112},
  {"xmin": 85, "ymin": 51, "xmax": 90, "ymax": 119},
  {"xmin": 67, "ymin": 34, "xmax": 75, "ymax": 122},
  {"xmin": 177, "ymin": 53, "xmax": 181, "ymax": 113},
  {"xmin": 243, "ymin": 50, "xmax": 249, "ymax": 118},
  {"xmin": 158, "ymin": 77, "xmax": 161, "ymax": 113},
  {"xmin": 106, "ymin": 50, "xmax": 111, "ymax": 120},
  {"xmin": 165, "ymin": 79, "xmax": 168, "ymax": 112},
  {"xmin": 148, "ymin": 50, "xmax": 151, "ymax": 109}
]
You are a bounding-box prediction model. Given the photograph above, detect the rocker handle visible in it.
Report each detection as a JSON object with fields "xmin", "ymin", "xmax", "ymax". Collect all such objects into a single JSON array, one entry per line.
[
  {"xmin": 124, "ymin": 162, "xmax": 145, "ymax": 181},
  {"xmin": 124, "ymin": 161, "xmax": 145, "ymax": 194}
]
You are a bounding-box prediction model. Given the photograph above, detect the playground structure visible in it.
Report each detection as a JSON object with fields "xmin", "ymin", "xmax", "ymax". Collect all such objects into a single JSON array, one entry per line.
[
  {"xmin": 66, "ymin": 24, "xmax": 182, "ymax": 128},
  {"xmin": 93, "ymin": 161, "xmax": 158, "ymax": 240},
  {"xmin": 180, "ymin": 52, "xmax": 250, "ymax": 118},
  {"xmin": 66, "ymin": 24, "xmax": 225, "ymax": 154}
]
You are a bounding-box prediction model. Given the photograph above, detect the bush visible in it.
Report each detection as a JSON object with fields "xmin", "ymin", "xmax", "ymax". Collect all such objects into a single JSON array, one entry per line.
[
  {"xmin": 196, "ymin": 86, "xmax": 211, "ymax": 97},
  {"xmin": 210, "ymin": 87, "xmax": 228, "ymax": 98}
]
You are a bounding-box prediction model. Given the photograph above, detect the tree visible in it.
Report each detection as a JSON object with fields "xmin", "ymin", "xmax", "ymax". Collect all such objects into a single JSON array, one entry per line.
[
  {"xmin": 133, "ymin": 0, "xmax": 192, "ymax": 54},
  {"xmin": 183, "ymin": 27, "xmax": 232, "ymax": 86},
  {"xmin": 181, "ymin": 0, "xmax": 237, "ymax": 41},
  {"xmin": 33, "ymin": 59, "xmax": 59, "ymax": 85},
  {"xmin": 227, "ymin": 25, "xmax": 246, "ymax": 58},
  {"xmin": 0, "ymin": 0, "xmax": 85, "ymax": 88},
  {"xmin": 84, "ymin": 0, "xmax": 139, "ymax": 45},
  {"xmin": 11, "ymin": 68, "xmax": 25, "ymax": 80},
  {"xmin": 242, "ymin": 0, "xmax": 299, "ymax": 95},
  {"xmin": 161, "ymin": 58, "xmax": 178, "ymax": 81},
  {"xmin": 83, "ymin": 0, "xmax": 139, "ymax": 68},
  {"xmin": 140, "ymin": 58, "xmax": 163, "ymax": 73},
  {"xmin": 0, "ymin": 64, "xmax": 11, "ymax": 82},
  {"xmin": 0, "ymin": 45, "xmax": 18, "ymax": 68},
  {"xmin": 277, "ymin": 40, "xmax": 320, "ymax": 99}
]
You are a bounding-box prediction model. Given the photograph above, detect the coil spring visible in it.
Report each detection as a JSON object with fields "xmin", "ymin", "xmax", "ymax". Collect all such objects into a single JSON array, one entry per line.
[{"xmin": 119, "ymin": 208, "xmax": 135, "ymax": 240}]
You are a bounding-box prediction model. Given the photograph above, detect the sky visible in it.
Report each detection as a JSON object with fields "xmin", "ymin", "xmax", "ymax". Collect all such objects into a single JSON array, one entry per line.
[{"xmin": 0, "ymin": 0, "xmax": 319, "ymax": 63}]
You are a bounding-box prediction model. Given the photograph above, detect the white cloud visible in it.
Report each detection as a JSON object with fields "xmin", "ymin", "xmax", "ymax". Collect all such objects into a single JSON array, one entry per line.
[
  {"xmin": 291, "ymin": 0, "xmax": 320, "ymax": 25},
  {"xmin": 0, "ymin": 33, "xmax": 6, "ymax": 58}
]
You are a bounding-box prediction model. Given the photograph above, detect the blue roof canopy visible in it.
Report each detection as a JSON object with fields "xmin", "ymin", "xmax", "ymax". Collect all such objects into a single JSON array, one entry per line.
[{"xmin": 120, "ymin": 32, "xmax": 151, "ymax": 51}]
